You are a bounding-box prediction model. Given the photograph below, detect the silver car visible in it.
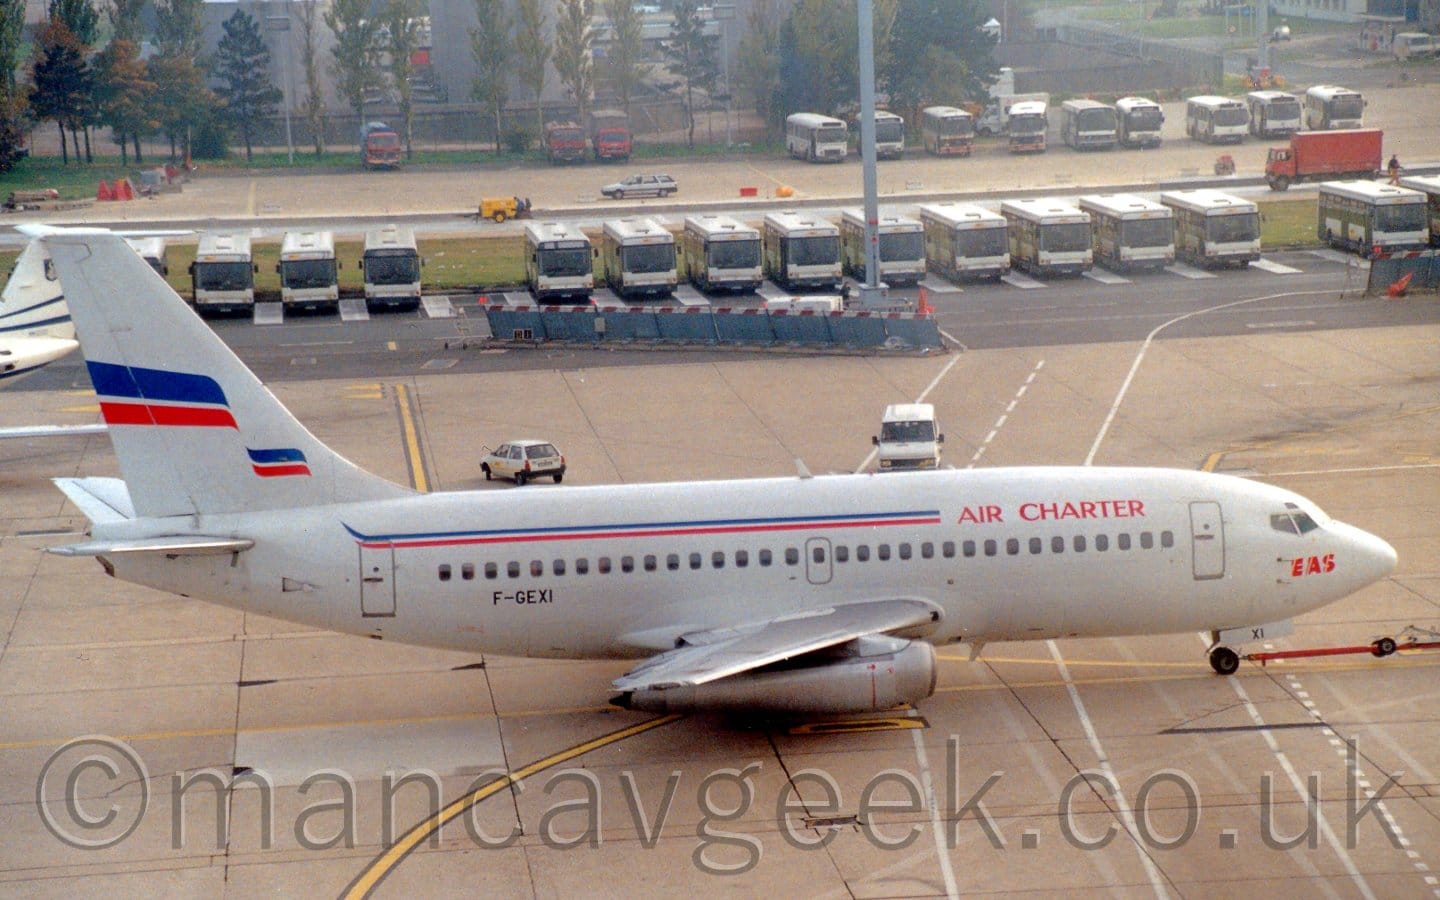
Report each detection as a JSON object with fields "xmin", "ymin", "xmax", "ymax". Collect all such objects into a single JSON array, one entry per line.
[
  {"xmin": 481, "ymin": 440, "xmax": 566, "ymax": 485},
  {"xmin": 600, "ymin": 174, "xmax": 677, "ymax": 199}
]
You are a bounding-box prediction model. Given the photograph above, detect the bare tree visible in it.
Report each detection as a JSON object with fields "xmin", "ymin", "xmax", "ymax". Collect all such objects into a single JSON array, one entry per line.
[
  {"xmin": 470, "ymin": 0, "xmax": 511, "ymax": 155},
  {"xmin": 514, "ymin": 0, "xmax": 549, "ymax": 145},
  {"xmin": 296, "ymin": 0, "xmax": 326, "ymax": 155},
  {"xmin": 382, "ymin": 0, "xmax": 424, "ymax": 157}
]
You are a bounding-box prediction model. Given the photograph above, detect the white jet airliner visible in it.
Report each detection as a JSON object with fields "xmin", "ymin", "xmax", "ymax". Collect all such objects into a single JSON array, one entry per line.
[
  {"xmin": 42, "ymin": 230, "xmax": 1397, "ymax": 715},
  {"xmin": 0, "ymin": 240, "xmax": 77, "ymax": 385}
]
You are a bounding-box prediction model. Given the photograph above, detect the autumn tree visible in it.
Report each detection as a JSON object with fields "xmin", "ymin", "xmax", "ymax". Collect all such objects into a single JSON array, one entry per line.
[
  {"xmin": 553, "ymin": 0, "xmax": 595, "ymax": 124},
  {"xmin": 382, "ymin": 0, "xmax": 425, "ymax": 157},
  {"xmin": 29, "ymin": 20, "xmax": 90, "ymax": 163},
  {"xmin": 150, "ymin": 0, "xmax": 209, "ymax": 160},
  {"xmin": 214, "ymin": 9, "xmax": 283, "ymax": 161},
  {"xmin": 0, "ymin": 0, "xmax": 24, "ymax": 168},
  {"xmin": 107, "ymin": 0, "xmax": 146, "ymax": 44},
  {"xmin": 94, "ymin": 38, "xmax": 155, "ymax": 164},
  {"xmin": 325, "ymin": 0, "xmax": 384, "ymax": 126},
  {"xmin": 470, "ymin": 0, "xmax": 511, "ymax": 155}
]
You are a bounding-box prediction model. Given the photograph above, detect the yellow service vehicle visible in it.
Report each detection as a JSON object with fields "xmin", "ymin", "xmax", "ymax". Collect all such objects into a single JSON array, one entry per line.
[{"xmin": 476, "ymin": 197, "xmax": 533, "ymax": 223}]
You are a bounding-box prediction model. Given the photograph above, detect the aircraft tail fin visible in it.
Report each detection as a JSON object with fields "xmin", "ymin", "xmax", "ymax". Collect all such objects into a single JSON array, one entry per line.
[{"xmin": 44, "ymin": 230, "xmax": 410, "ymax": 519}]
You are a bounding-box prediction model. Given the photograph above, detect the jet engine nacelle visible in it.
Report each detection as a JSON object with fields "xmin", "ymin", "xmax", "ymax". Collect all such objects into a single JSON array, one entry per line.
[{"xmin": 614, "ymin": 636, "xmax": 936, "ymax": 715}]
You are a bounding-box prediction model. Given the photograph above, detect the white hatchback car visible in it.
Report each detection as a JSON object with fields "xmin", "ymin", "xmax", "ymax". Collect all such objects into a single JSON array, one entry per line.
[{"xmin": 481, "ymin": 440, "xmax": 566, "ymax": 485}]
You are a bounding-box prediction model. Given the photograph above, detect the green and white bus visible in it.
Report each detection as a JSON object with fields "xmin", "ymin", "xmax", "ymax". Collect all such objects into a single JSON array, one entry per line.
[
  {"xmin": 1160, "ymin": 189, "xmax": 1260, "ymax": 268},
  {"xmin": 600, "ymin": 218, "xmax": 676, "ymax": 298},
  {"xmin": 762, "ymin": 211, "xmax": 842, "ymax": 290},
  {"xmin": 1398, "ymin": 174, "xmax": 1440, "ymax": 248},
  {"xmin": 680, "ymin": 214, "xmax": 762, "ymax": 293},
  {"xmin": 840, "ymin": 210, "xmax": 925, "ymax": 286},
  {"xmin": 1000, "ymin": 199, "xmax": 1093, "ymax": 277},
  {"xmin": 1077, "ymin": 193, "xmax": 1174, "ymax": 272},
  {"xmin": 525, "ymin": 221, "xmax": 594, "ymax": 302},
  {"xmin": 918, "ymin": 202, "xmax": 1009, "ymax": 281},
  {"xmin": 1317, "ymin": 181, "xmax": 1429, "ymax": 258}
]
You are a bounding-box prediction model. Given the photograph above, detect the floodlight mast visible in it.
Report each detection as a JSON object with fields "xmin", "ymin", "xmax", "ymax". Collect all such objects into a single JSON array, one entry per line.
[{"xmin": 855, "ymin": 0, "xmax": 888, "ymax": 309}]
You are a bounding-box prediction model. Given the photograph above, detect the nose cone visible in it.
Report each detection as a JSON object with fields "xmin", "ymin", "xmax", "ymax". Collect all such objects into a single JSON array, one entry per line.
[{"xmin": 1337, "ymin": 522, "xmax": 1398, "ymax": 586}]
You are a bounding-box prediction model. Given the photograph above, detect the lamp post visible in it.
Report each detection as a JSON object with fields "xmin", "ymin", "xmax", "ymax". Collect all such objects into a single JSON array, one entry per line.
[
  {"xmin": 713, "ymin": 3, "xmax": 735, "ymax": 149},
  {"xmin": 266, "ymin": 8, "xmax": 295, "ymax": 164}
]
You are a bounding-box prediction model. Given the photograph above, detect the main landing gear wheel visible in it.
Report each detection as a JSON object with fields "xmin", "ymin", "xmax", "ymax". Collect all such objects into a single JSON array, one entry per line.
[
  {"xmin": 1209, "ymin": 646, "xmax": 1240, "ymax": 676},
  {"xmin": 1371, "ymin": 637, "xmax": 1397, "ymax": 657}
]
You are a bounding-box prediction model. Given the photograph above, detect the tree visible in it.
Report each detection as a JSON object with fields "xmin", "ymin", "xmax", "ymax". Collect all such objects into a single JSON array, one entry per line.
[
  {"xmin": 214, "ymin": 9, "xmax": 283, "ymax": 161},
  {"xmin": 735, "ymin": 0, "xmax": 781, "ymax": 126},
  {"xmin": 107, "ymin": 0, "xmax": 147, "ymax": 44},
  {"xmin": 47, "ymin": 0, "xmax": 98, "ymax": 45},
  {"xmin": 470, "ymin": 0, "xmax": 511, "ymax": 156},
  {"xmin": 296, "ymin": 0, "xmax": 327, "ymax": 155},
  {"xmin": 884, "ymin": 0, "xmax": 999, "ymax": 119},
  {"xmin": 513, "ymin": 0, "xmax": 549, "ymax": 145},
  {"xmin": 382, "ymin": 0, "xmax": 424, "ymax": 157},
  {"xmin": 94, "ymin": 38, "xmax": 156, "ymax": 164},
  {"xmin": 147, "ymin": 53, "xmax": 214, "ymax": 160},
  {"xmin": 601, "ymin": 0, "xmax": 645, "ymax": 115},
  {"xmin": 325, "ymin": 0, "xmax": 384, "ymax": 126},
  {"xmin": 0, "ymin": 95, "xmax": 25, "ymax": 171},
  {"xmin": 553, "ymin": 0, "xmax": 595, "ymax": 124},
  {"xmin": 665, "ymin": 0, "xmax": 717, "ymax": 148},
  {"xmin": 777, "ymin": 0, "xmax": 895, "ymax": 117},
  {"xmin": 28, "ymin": 19, "xmax": 90, "ymax": 164},
  {"xmin": 154, "ymin": 0, "xmax": 203, "ymax": 57},
  {"xmin": 0, "ymin": 0, "xmax": 27, "ymax": 101}
]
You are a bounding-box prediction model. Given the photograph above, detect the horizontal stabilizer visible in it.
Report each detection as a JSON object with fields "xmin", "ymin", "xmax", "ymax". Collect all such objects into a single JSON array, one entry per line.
[
  {"xmin": 47, "ymin": 535, "xmax": 255, "ymax": 557},
  {"xmin": 612, "ymin": 598, "xmax": 939, "ymax": 691},
  {"xmin": 0, "ymin": 424, "xmax": 107, "ymax": 439},
  {"xmin": 53, "ymin": 476, "xmax": 135, "ymax": 523}
]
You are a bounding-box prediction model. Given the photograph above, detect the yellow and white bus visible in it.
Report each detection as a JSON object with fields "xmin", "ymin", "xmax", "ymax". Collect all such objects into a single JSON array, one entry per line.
[
  {"xmin": 680, "ymin": 214, "xmax": 763, "ymax": 292},
  {"xmin": 1000, "ymin": 199, "xmax": 1093, "ymax": 277},
  {"xmin": 524, "ymin": 221, "xmax": 594, "ymax": 302},
  {"xmin": 839, "ymin": 209, "xmax": 925, "ymax": 286},
  {"xmin": 1185, "ymin": 95, "xmax": 1248, "ymax": 144},
  {"xmin": 600, "ymin": 218, "xmax": 676, "ymax": 298},
  {"xmin": 1317, "ymin": 181, "xmax": 1428, "ymax": 258},
  {"xmin": 762, "ymin": 211, "xmax": 842, "ymax": 290},
  {"xmin": 918, "ymin": 202, "xmax": 1009, "ymax": 281},
  {"xmin": 1160, "ymin": 189, "xmax": 1260, "ymax": 268},
  {"xmin": 920, "ymin": 106, "xmax": 974, "ymax": 157},
  {"xmin": 785, "ymin": 113, "xmax": 848, "ymax": 163},
  {"xmin": 1078, "ymin": 193, "xmax": 1174, "ymax": 272}
]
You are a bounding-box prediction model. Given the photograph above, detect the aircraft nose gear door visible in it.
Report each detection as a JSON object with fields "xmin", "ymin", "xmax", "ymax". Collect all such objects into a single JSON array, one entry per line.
[
  {"xmin": 1189, "ymin": 501, "xmax": 1225, "ymax": 580},
  {"xmin": 360, "ymin": 543, "xmax": 396, "ymax": 616},
  {"xmin": 805, "ymin": 538, "xmax": 833, "ymax": 585}
]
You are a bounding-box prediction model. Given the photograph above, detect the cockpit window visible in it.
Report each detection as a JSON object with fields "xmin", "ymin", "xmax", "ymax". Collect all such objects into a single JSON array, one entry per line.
[{"xmin": 1272, "ymin": 502, "xmax": 1320, "ymax": 536}]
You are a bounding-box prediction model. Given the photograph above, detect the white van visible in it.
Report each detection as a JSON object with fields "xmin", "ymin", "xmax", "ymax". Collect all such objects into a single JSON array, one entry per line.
[{"xmin": 872, "ymin": 403, "xmax": 944, "ymax": 470}]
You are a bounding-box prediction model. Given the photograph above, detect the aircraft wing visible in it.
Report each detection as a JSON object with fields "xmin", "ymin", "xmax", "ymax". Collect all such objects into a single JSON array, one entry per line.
[{"xmin": 612, "ymin": 598, "xmax": 939, "ymax": 691}]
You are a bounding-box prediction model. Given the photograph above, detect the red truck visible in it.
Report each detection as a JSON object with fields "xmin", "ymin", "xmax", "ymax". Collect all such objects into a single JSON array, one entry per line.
[
  {"xmin": 1264, "ymin": 128, "xmax": 1381, "ymax": 191},
  {"xmin": 544, "ymin": 121, "xmax": 587, "ymax": 165},
  {"xmin": 589, "ymin": 110, "xmax": 632, "ymax": 161},
  {"xmin": 360, "ymin": 121, "xmax": 403, "ymax": 169}
]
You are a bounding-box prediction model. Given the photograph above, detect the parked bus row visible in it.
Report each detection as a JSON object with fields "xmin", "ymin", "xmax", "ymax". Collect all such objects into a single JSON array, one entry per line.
[{"xmin": 181, "ymin": 226, "xmax": 421, "ymax": 316}]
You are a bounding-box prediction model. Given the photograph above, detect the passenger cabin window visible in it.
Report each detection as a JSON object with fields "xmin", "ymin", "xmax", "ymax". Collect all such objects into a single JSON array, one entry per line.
[
  {"xmin": 760, "ymin": 549, "xmax": 773, "ymax": 567},
  {"xmin": 485, "ymin": 562, "xmax": 498, "ymax": 579},
  {"xmin": 439, "ymin": 564, "xmax": 452, "ymax": 581},
  {"xmin": 461, "ymin": 563, "xmax": 475, "ymax": 580},
  {"xmin": 785, "ymin": 547, "xmax": 800, "ymax": 565},
  {"xmin": 736, "ymin": 550, "xmax": 749, "ymax": 568},
  {"xmin": 576, "ymin": 558, "xmax": 589, "ymax": 575},
  {"xmin": 690, "ymin": 552, "xmax": 702, "ymax": 570},
  {"xmin": 667, "ymin": 553, "xmax": 680, "ymax": 571},
  {"xmin": 531, "ymin": 560, "xmax": 543, "ymax": 576},
  {"xmin": 507, "ymin": 561, "xmax": 520, "ymax": 578}
]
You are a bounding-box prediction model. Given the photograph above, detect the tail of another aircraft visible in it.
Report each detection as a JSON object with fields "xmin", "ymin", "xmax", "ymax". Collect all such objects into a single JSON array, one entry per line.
[{"xmin": 44, "ymin": 230, "xmax": 410, "ymax": 519}]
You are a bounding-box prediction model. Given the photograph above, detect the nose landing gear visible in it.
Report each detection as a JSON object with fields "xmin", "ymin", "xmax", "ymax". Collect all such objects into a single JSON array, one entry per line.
[{"xmin": 1209, "ymin": 645, "xmax": 1241, "ymax": 675}]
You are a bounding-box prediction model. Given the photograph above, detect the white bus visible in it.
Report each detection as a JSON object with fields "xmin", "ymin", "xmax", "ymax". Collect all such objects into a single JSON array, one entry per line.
[
  {"xmin": 1304, "ymin": 85, "xmax": 1365, "ymax": 130},
  {"xmin": 524, "ymin": 221, "xmax": 594, "ymax": 302},
  {"xmin": 1059, "ymin": 99, "xmax": 1117, "ymax": 151},
  {"xmin": 361, "ymin": 225, "xmax": 422, "ymax": 312},
  {"xmin": 189, "ymin": 232, "xmax": 254, "ymax": 316},
  {"xmin": 1317, "ymin": 181, "xmax": 1428, "ymax": 258},
  {"xmin": 1078, "ymin": 193, "xmax": 1175, "ymax": 272},
  {"xmin": 1185, "ymin": 96, "xmax": 1248, "ymax": 144},
  {"xmin": 839, "ymin": 209, "xmax": 925, "ymax": 287},
  {"xmin": 921, "ymin": 106, "xmax": 974, "ymax": 157},
  {"xmin": 1398, "ymin": 174, "xmax": 1440, "ymax": 248},
  {"xmin": 1160, "ymin": 189, "xmax": 1260, "ymax": 268},
  {"xmin": 918, "ymin": 202, "xmax": 1009, "ymax": 281},
  {"xmin": 1000, "ymin": 199, "xmax": 1093, "ymax": 277},
  {"xmin": 1246, "ymin": 90, "xmax": 1301, "ymax": 138},
  {"xmin": 680, "ymin": 214, "xmax": 762, "ymax": 292},
  {"xmin": 785, "ymin": 113, "xmax": 848, "ymax": 163},
  {"xmin": 1115, "ymin": 96, "xmax": 1164, "ymax": 148},
  {"xmin": 600, "ymin": 218, "xmax": 676, "ymax": 298},
  {"xmin": 277, "ymin": 230, "xmax": 340, "ymax": 313},
  {"xmin": 871, "ymin": 111, "xmax": 905, "ymax": 159},
  {"xmin": 762, "ymin": 211, "xmax": 842, "ymax": 290}
]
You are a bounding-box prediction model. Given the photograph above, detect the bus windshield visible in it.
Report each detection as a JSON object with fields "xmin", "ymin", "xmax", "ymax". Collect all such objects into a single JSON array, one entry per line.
[
  {"xmin": 1078, "ymin": 108, "xmax": 1116, "ymax": 130},
  {"xmin": 1329, "ymin": 96, "xmax": 1364, "ymax": 119},
  {"xmin": 708, "ymin": 239, "xmax": 761, "ymax": 269},
  {"xmin": 1127, "ymin": 108, "xmax": 1163, "ymax": 130},
  {"xmin": 194, "ymin": 262, "xmax": 253, "ymax": 291},
  {"xmin": 364, "ymin": 252, "xmax": 419, "ymax": 284},
  {"xmin": 538, "ymin": 247, "xmax": 593, "ymax": 277},
  {"xmin": 786, "ymin": 235, "xmax": 840, "ymax": 266},
  {"xmin": 1040, "ymin": 223, "xmax": 1091, "ymax": 253},
  {"xmin": 1121, "ymin": 218, "xmax": 1174, "ymax": 248},
  {"xmin": 620, "ymin": 243, "xmax": 675, "ymax": 274},
  {"xmin": 1010, "ymin": 116, "xmax": 1046, "ymax": 136},
  {"xmin": 815, "ymin": 126, "xmax": 847, "ymax": 144},
  {"xmin": 1270, "ymin": 98, "xmax": 1300, "ymax": 117},
  {"xmin": 1206, "ymin": 213, "xmax": 1259, "ymax": 243},
  {"xmin": 955, "ymin": 228, "xmax": 1008, "ymax": 258},
  {"xmin": 281, "ymin": 259, "xmax": 337, "ymax": 288},
  {"xmin": 875, "ymin": 120, "xmax": 904, "ymax": 143},
  {"xmin": 1377, "ymin": 203, "xmax": 1426, "ymax": 232},
  {"xmin": 1215, "ymin": 106, "xmax": 1248, "ymax": 127},
  {"xmin": 879, "ymin": 232, "xmax": 925, "ymax": 262},
  {"xmin": 936, "ymin": 117, "xmax": 973, "ymax": 137}
]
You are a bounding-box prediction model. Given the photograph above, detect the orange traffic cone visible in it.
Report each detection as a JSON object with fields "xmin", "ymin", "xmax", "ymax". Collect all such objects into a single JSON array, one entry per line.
[
  {"xmin": 1387, "ymin": 272, "xmax": 1414, "ymax": 298},
  {"xmin": 96, "ymin": 180, "xmax": 114, "ymax": 201},
  {"xmin": 114, "ymin": 178, "xmax": 135, "ymax": 201},
  {"xmin": 917, "ymin": 284, "xmax": 932, "ymax": 315}
]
